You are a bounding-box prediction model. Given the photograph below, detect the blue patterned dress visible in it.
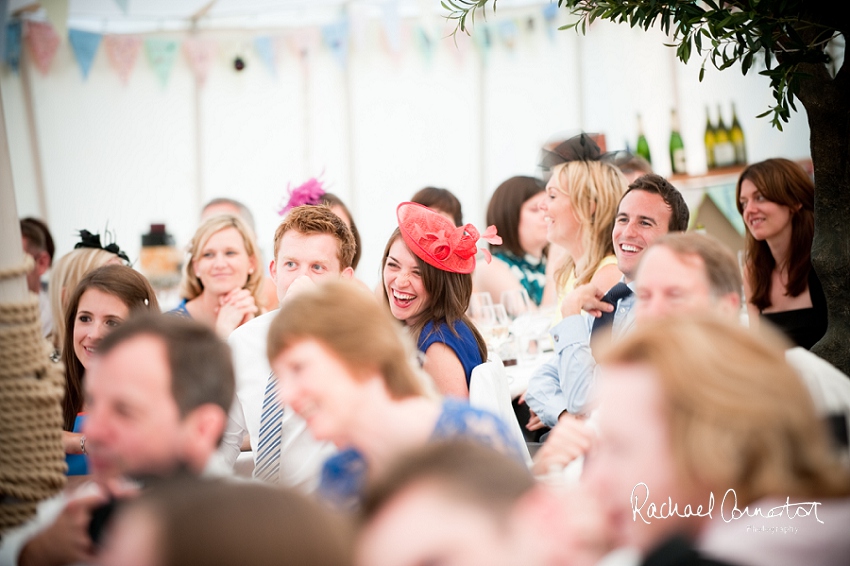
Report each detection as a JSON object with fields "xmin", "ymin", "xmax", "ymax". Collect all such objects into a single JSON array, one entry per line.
[{"xmin": 318, "ymin": 399, "xmax": 524, "ymax": 510}]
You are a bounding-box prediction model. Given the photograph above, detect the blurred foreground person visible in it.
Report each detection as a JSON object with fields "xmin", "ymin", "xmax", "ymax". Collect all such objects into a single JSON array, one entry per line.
[
  {"xmin": 0, "ymin": 316, "xmax": 234, "ymax": 566},
  {"xmin": 357, "ymin": 441, "xmax": 612, "ymax": 566},
  {"xmin": 268, "ymin": 281, "xmax": 522, "ymax": 510},
  {"xmin": 587, "ymin": 315, "xmax": 850, "ymax": 566},
  {"xmin": 100, "ymin": 479, "xmax": 353, "ymax": 566}
]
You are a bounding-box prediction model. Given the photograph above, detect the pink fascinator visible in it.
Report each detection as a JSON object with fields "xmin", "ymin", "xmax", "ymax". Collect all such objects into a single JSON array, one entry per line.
[
  {"xmin": 397, "ymin": 202, "xmax": 502, "ymax": 274},
  {"xmin": 278, "ymin": 177, "xmax": 326, "ymax": 215}
]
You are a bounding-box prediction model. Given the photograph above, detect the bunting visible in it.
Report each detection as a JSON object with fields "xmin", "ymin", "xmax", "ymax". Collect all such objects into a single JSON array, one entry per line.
[
  {"xmin": 183, "ymin": 37, "xmax": 216, "ymax": 85},
  {"xmin": 4, "ymin": 21, "xmax": 22, "ymax": 72},
  {"xmin": 287, "ymin": 28, "xmax": 318, "ymax": 61},
  {"xmin": 145, "ymin": 37, "xmax": 179, "ymax": 87},
  {"xmin": 104, "ymin": 35, "xmax": 141, "ymax": 84},
  {"xmin": 7, "ymin": 5, "xmax": 575, "ymax": 82},
  {"xmin": 41, "ymin": 0, "xmax": 69, "ymax": 43},
  {"xmin": 499, "ymin": 20, "xmax": 519, "ymax": 52},
  {"xmin": 381, "ymin": 1, "xmax": 401, "ymax": 55},
  {"xmin": 26, "ymin": 21, "xmax": 60, "ymax": 75},
  {"xmin": 254, "ymin": 36, "xmax": 276, "ymax": 76},
  {"xmin": 0, "ymin": 0, "xmax": 8, "ymax": 62},
  {"xmin": 322, "ymin": 18, "xmax": 349, "ymax": 70},
  {"xmin": 542, "ymin": 3, "xmax": 559, "ymax": 42},
  {"xmin": 473, "ymin": 23, "xmax": 492, "ymax": 64},
  {"xmin": 415, "ymin": 26, "xmax": 436, "ymax": 66},
  {"xmin": 68, "ymin": 29, "xmax": 102, "ymax": 79}
]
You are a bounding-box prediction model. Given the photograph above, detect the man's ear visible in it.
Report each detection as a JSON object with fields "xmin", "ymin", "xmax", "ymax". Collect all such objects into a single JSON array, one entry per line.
[
  {"xmin": 34, "ymin": 251, "xmax": 51, "ymax": 277},
  {"xmin": 717, "ymin": 291, "xmax": 742, "ymax": 319},
  {"xmin": 269, "ymin": 259, "xmax": 277, "ymax": 281},
  {"xmin": 181, "ymin": 404, "xmax": 228, "ymax": 457},
  {"xmin": 341, "ymin": 266, "xmax": 354, "ymax": 279}
]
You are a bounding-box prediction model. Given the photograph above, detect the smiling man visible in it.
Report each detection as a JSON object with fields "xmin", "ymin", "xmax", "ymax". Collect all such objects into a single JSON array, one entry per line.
[
  {"xmin": 218, "ymin": 205, "xmax": 356, "ymax": 490},
  {"xmin": 526, "ymin": 174, "xmax": 689, "ymax": 427}
]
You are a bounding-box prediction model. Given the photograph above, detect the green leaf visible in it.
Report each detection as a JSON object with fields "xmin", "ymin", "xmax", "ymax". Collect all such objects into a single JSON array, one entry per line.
[{"xmin": 742, "ymin": 51, "xmax": 754, "ymax": 75}]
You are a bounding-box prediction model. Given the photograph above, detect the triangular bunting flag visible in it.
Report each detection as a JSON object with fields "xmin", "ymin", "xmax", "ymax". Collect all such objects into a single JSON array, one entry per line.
[
  {"xmin": 42, "ymin": 0, "xmax": 69, "ymax": 43},
  {"xmin": 145, "ymin": 37, "xmax": 179, "ymax": 87},
  {"xmin": 287, "ymin": 28, "xmax": 318, "ymax": 61},
  {"xmin": 113, "ymin": 0, "xmax": 130, "ymax": 14},
  {"xmin": 1, "ymin": 0, "xmax": 9, "ymax": 62},
  {"xmin": 254, "ymin": 36, "xmax": 276, "ymax": 76},
  {"xmin": 4, "ymin": 21, "xmax": 22, "ymax": 72},
  {"xmin": 183, "ymin": 37, "xmax": 216, "ymax": 85},
  {"xmin": 68, "ymin": 29, "xmax": 102, "ymax": 79},
  {"xmin": 543, "ymin": 3, "xmax": 559, "ymax": 42},
  {"xmin": 380, "ymin": 1, "xmax": 401, "ymax": 55},
  {"xmin": 104, "ymin": 35, "xmax": 141, "ymax": 84},
  {"xmin": 322, "ymin": 18, "xmax": 349, "ymax": 70},
  {"xmin": 473, "ymin": 23, "xmax": 492, "ymax": 65},
  {"xmin": 499, "ymin": 20, "xmax": 519, "ymax": 51},
  {"xmin": 415, "ymin": 26, "xmax": 436, "ymax": 66},
  {"xmin": 26, "ymin": 21, "xmax": 60, "ymax": 75}
]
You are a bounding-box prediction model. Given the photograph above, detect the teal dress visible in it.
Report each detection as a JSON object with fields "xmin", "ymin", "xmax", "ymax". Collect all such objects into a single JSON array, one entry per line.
[{"xmin": 492, "ymin": 251, "xmax": 546, "ymax": 305}]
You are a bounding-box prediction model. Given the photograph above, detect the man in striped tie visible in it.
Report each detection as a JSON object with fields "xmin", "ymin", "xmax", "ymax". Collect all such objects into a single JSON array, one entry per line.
[
  {"xmin": 218, "ymin": 205, "xmax": 356, "ymax": 491},
  {"xmin": 525, "ymin": 175, "xmax": 689, "ymax": 428}
]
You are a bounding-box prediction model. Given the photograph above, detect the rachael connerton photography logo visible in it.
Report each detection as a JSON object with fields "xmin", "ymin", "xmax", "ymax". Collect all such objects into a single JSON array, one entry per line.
[{"xmin": 630, "ymin": 482, "xmax": 823, "ymax": 525}]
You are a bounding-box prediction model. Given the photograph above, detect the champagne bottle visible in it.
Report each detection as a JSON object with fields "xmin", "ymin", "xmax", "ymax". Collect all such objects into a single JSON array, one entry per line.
[
  {"xmin": 669, "ymin": 109, "xmax": 686, "ymax": 175},
  {"xmin": 704, "ymin": 107, "xmax": 715, "ymax": 170},
  {"xmin": 636, "ymin": 113, "xmax": 652, "ymax": 165},
  {"xmin": 730, "ymin": 103, "xmax": 747, "ymax": 165},
  {"xmin": 713, "ymin": 104, "xmax": 735, "ymax": 168}
]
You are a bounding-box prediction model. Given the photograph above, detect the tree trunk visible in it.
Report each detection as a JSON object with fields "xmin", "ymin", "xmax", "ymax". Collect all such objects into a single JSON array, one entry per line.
[{"xmin": 797, "ymin": 61, "xmax": 850, "ymax": 375}]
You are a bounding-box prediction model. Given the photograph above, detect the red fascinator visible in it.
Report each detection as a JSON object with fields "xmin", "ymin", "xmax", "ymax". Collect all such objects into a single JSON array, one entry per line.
[{"xmin": 396, "ymin": 202, "xmax": 502, "ymax": 274}]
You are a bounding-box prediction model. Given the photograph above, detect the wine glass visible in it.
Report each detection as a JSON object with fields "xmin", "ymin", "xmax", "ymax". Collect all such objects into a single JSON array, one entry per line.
[
  {"xmin": 474, "ymin": 304, "xmax": 511, "ymax": 354},
  {"xmin": 500, "ymin": 289, "xmax": 533, "ymax": 320},
  {"xmin": 468, "ymin": 292, "xmax": 494, "ymax": 321}
]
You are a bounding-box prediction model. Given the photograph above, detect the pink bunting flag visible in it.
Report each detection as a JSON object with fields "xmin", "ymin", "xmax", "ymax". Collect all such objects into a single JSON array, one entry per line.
[
  {"xmin": 104, "ymin": 35, "xmax": 141, "ymax": 85},
  {"xmin": 183, "ymin": 37, "xmax": 216, "ymax": 85},
  {"xmin": 26, "ymin": 21, "xmax": 60, "ymax": 75},
  {"xmin": 286, "ymin": 28, "xmax": 319, "ymax": 61}
]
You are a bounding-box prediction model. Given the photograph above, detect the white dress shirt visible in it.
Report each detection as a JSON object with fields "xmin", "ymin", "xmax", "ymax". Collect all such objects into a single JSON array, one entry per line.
[{"xmin": 217, "ymin": 310, "xmax": 335, "ymax": 492}]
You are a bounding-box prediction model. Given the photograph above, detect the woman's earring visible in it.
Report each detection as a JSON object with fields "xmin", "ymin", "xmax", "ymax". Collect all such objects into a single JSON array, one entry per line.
[{"xmin": 249, "ymin": 268, "xmax": 254, "ymax": 274}]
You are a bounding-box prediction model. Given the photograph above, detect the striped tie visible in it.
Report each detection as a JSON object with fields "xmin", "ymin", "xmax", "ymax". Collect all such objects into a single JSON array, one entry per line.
[{"xmin": 253, "ymin": 371, "xmax": 284, "ymax": 483}]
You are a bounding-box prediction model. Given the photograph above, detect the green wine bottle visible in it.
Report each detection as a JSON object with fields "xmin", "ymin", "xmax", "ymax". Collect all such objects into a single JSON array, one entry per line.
[
  {"xmin": 713, "ymin": 104, "xmax": 735, "ymax": 168},
  {"xmin": 730, "ymin": 103, "xmax": 747, "ymax": 165},
  {"xmin": 669, "ymin": 109, "xmax": 686, "ymax": 175},
  {"xmin": 636, "ymin": 113, "xmax": 652, "ymax": 165},
  {"xmin": 704, "ymin": 107, "xmax": 715, "ymax": 170}
]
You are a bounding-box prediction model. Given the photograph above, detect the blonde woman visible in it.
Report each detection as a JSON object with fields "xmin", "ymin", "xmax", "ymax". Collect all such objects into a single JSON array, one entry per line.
[
  {"xmin": 49, "ymin": 231, "xmax": 129, "ymax": 355},
  {"xmin": 539, "ymin": 135, "xmax": 627, "ymax": 322},
  {"xmin": 171, "ymin": 215, "xmax": 262, "ymax": 338}
]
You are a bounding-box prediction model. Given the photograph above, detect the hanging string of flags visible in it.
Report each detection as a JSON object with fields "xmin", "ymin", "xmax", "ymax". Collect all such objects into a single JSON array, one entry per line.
[{"xmin": 1, "ymin": 7, "xmax": 566, "ymax": 85}]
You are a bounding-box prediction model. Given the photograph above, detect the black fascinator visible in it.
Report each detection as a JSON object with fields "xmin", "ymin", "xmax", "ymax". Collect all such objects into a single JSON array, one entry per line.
[
  {"xmin": 74, "ymin": 229, "xmax": 130, "ymax": 264},
  {"xmin": 539, "ymin": 133, "xmax": 602, "ymax": 171}
]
